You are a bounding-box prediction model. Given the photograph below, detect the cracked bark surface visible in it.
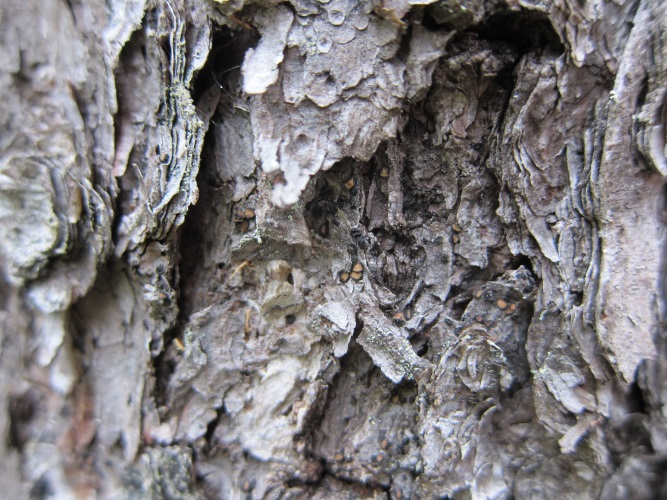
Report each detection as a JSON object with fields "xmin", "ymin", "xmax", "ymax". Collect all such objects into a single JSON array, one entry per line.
[{"xmin": 1, "ymin": 0, "xmax": 667, "ymax": 498}]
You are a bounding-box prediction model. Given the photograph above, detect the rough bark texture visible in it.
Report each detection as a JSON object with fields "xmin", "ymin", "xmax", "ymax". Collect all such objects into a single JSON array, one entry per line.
[{"xmin": 1, "ymin": 0, "xmax": 666, "ymax": 498}]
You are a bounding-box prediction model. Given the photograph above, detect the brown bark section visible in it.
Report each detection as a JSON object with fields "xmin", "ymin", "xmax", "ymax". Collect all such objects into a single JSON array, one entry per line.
[{"xmin": 1, "ymin": 0, "xmax": 666, "ymax": 498}]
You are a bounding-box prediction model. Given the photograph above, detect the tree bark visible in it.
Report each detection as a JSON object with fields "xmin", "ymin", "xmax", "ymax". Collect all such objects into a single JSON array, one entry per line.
[{"xmin": 1, "ymin": 0, "xmax": 666, "ymax": 498}]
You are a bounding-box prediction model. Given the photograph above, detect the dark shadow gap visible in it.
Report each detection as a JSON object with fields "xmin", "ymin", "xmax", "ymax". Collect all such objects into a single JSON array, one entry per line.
[{"xmin": 470, "ymin": 8, "xmax": 564, "ymax": 56}]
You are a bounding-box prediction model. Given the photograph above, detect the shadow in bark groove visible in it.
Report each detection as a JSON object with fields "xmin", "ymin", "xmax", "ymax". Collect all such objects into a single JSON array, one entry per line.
[
  {"xmin": 151, "ymin": 22, "xmax": 258, "ymax": 414},
  {"xmin": 311, "ymin": 340, "xmax": 420, "ymax": 494},
  {"xmin": 472, "ymin": 9, "xmax": 564, "ymax": 56},
  {"xmin": 7, "ymin": 389, "xmax": 39, "ymax": 453}
]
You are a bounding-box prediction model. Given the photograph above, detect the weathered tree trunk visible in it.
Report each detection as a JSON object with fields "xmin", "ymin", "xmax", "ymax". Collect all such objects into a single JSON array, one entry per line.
[{"xmin": 1, "ymin": 0, "xmax": 666, "ymax": 497}]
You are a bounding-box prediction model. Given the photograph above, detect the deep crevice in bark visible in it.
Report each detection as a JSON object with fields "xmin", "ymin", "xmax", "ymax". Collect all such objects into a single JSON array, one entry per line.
[{"xmin": 472, "ymin": 8, "xmax": 564, "ymax": 56}]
